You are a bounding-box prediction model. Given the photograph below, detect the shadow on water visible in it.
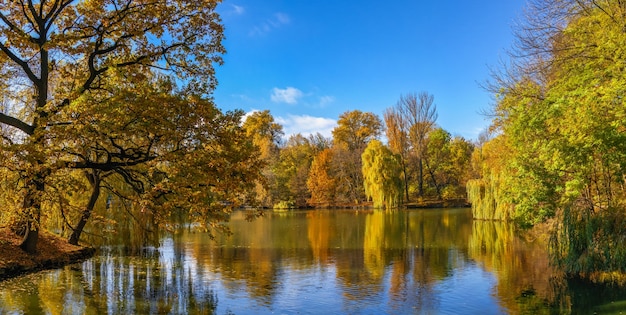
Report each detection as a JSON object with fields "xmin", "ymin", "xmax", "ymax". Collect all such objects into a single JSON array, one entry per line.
[{"xmin": 1, "ymin": 208, "xmax": 626, "ymax": 314}]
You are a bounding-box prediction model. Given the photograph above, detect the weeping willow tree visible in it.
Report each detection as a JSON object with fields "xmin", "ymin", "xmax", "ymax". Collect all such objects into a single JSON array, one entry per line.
[
  {"xmin": 362, "ymin": 140, "xmax": 403, "ymax": 210},
  {"xmin": 466, "ymin": 136, "xmax": 513, "ymax": 221},
  {"xmin": 466, "ymin": 176, "xmax": 507, "ymax": 221}
]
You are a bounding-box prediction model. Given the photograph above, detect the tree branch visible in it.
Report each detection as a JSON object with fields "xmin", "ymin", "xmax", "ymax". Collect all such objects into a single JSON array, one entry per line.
[{"xmin": 0, "ymin": 112, "xmax": 34, "ymax": 135}]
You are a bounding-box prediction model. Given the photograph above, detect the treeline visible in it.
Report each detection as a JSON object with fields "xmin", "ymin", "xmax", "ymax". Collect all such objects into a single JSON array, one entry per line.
[
  {"xmin": 241, "ymin": 92, "xmax": 475, "ymax": 209},
  {"xmin": 468, "ymin": 0, "xmax": 626, "ymax": 279},
  {"xmin": 0, "ymin": 1, "xmax": 474, "ymax": 255}
]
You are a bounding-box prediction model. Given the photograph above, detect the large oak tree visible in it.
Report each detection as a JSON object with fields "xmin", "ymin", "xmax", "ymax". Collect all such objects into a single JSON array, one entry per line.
[{"xmin": 0, "ymin": 0, "xmax": 228, "ymax": 253}]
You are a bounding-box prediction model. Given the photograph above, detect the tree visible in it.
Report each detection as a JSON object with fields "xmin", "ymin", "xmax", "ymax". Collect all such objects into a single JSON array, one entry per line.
[
  {"xmin": 446, "ymin": 136, "xmax": 474, "ymax": 199},
  {"xmin": 307, "ymin": 148, "xmax": 337, "ymax": 207},
  {"xmin": 241, "ymin": 110, "xmax": 283, "ymax": 207},
  {"xmin": 362, "ymin": 140, "xmax": 403, "ymax": 210},
  {"xmin": 332, "ymin": 110, "xmax": 383, "ymax": 151},
  {"xmin": 466, "ymin": 135, "xmax": 514, "ymax": 221},
  {"xmin": 331, "ymin": 110, "xmax": 383, "ymax": 204},
  {"xmin": 0, "ymin": 0, "xmax": 225, "ymax": 253},
  {"xmin": 384, "ymin": 108, "xmax": 410, "ymax": 202},
  {"xmin": 423, "ymin": 128, "xmax": 451, "ymax": 198},
  {"xmin": 57, "ymin": 72, "xmax": 264, "ymax": 245},
  {"xmin": 391, "ymin": 92, "xmax": 438, "ymax": 198},
  {"xmin": 273, "ymin": 134, "xmax": 318, "ymax": 208},
  {"xmin": 482, "ymin": 0, "xmax": 626, "ymax": 276}
]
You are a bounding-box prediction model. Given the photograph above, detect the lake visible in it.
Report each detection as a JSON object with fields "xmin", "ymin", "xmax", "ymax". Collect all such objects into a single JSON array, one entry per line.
[{"xmin": 1, "ymin": 208, "xmax": 626, "ymax": 314}]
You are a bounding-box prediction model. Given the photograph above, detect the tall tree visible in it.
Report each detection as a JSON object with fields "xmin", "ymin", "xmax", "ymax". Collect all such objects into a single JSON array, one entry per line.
[
  {"xmin": 241, "ymin": 110, "xmax": 283, "ymax": 207},
  {"xmin": 307, "ymin": 148, "xmax": 337, "ymax": 207},
  {"xmin": 55, "ymin": 72, "xmax": 263, "ymax": 245},
  {"xmin": 274, "ymin": 134, "xmax": 317, "ymax": 207},
  {"xmin": 332, "ymin": 110, "xmax": 383, "ymax": 151},
  {"xmin": 0, "ymin": 0, "xmax": 225, "ymax": 253},
  {"xmin": 393, "ymin": 92, "xmax": 438, "ymax": 198},
  {"xmin": 331, "ymin": 110, "xmax": 383, "ymax": 204},
  {"xmin": 482, "ymin": 0, "xmax": 626, "ymax": 276},
  {"xmin": 423, "ymin": 128, "xmax": 451, "ymax": 198},
  {"xmin": 384, "ymin": 108, "xmax": 410, "ymax": 202}
]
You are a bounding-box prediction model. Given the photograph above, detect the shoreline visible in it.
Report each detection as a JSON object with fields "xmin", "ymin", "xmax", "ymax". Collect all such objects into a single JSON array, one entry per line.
[{"xmin": 0, "ymin": 229, "xmax": 96, "ymax": 281}]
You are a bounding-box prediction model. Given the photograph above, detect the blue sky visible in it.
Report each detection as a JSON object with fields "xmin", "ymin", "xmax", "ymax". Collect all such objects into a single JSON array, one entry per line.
[{"xmin": 214, "ymin": 1, "xmax": 526, "ymax": 141}]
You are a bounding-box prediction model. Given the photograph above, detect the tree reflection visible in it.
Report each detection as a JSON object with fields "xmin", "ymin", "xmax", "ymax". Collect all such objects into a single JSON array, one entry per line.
[{"xmin": 3, "ymin": 209, "xmax": 626, "ymax": 314}]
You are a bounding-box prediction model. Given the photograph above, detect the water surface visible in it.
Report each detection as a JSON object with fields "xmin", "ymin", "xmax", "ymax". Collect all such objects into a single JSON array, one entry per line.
[{"xmin": 1, "ymin": 208, "xmax": 626, "ymax": 314}]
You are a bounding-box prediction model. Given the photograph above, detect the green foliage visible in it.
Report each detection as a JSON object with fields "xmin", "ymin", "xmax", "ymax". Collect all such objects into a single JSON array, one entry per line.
[
  {"xmin": 362, "ymin": 140, "xmax": 403, "ymax": 209},
  {"xmin": 273, "ymin": 134, "xmax": 320, "ymax": 207},
  {"xmin": 423, "ymin": 128, "xmax": 474, "ymax": 200},
  {"xmin": 273, "ymin": 200, "xmax": 296, "ymax": 210},
  {"xmin": 551, "ymin": 205, "xmax": 626, "ymax": 276},
  {"xmin": 478, "ymin": 0, "xmax": 626, "ymax": 277}
]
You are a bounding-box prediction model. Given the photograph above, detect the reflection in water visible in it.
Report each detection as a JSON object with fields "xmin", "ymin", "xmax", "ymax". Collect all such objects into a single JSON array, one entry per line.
[
  {"xmin": 0, "ymin": 245, "xmax": 218, "ymax": 315},
  {"xmin": 1, "ymin": 208, "xmax": 626, "ymax": 314}
]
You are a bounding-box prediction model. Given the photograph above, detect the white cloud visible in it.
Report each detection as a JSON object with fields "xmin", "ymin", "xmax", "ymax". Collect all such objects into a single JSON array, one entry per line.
[
  {"xmin": 276, "ymin": 114, "xmax": 337, "ymax": 139},
  {"xmin": 271, "ymin": 87, "xmax": 303, "ymax": 104},
  {"xmin": 250, "ymin": 12, "xmax": 290, "ymax": 36},
  {"xmin": 273, "ymin": 13, "xmax": 290, "ymax": 25},
  {"xmin": 319, "ymin": 95, "xmax": 335, "ymax": 107},
  {"xmin": 231, "ymin": 4, "xmax": 245, "ymax": 15}
]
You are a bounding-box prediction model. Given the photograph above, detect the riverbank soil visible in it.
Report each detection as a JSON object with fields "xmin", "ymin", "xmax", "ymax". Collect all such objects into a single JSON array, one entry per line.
[{"xmin": 0, "ymin": 229, "xmax": 95, "ymax": 281}]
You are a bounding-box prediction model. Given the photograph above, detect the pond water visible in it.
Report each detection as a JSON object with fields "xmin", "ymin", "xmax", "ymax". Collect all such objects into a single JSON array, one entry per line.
[{"xmin": 1, "ymin": 208, "xmax": 626, "ymax": 314}]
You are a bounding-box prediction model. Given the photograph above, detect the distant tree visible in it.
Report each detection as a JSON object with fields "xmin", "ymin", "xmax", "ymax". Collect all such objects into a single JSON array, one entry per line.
[
  {"xmin": 395, "ymin": 92, "xmax": 438, "ymax": 198},
  {"xmin": 274, "ymin": 134, "xmax": 318, "ymax": 207},
  {"xmin": 331, "ymin": 110, "xmax": 383, "ymax": 204},
  {"xmin": 307, "ymin": 148, "xmax": 337, "ymax": 207},
  {"xmin": 423, "ymin": 128, "xmax": 474, "ymax": 200},
  {"xmin": 241, "ymin": 110, "xmax": 283, "ymax": 207},
  {"xmin": 332, "ymin": 110, "xmax": 383, "ymax": 151},
  {"xmin": 384, "ymin": 108, "xmax": 410, "ymax": 202},
  {"xmin": 308, "ymin": 133, "xmax": 332, "ymax": 152},
  {"xmin": 242, "ymin": 110, "xmax": 284, "ymax": 160},
  {"xmin": 423, "ymin": 128, "xmax": 452, "ymax": 198},
  {"xmin": 446, "ymin": 136, "xmax": 474, "ymax": 198},
  {"xmin": 362, "ymin": 140, "xmax": 403, "ymax": 209}
]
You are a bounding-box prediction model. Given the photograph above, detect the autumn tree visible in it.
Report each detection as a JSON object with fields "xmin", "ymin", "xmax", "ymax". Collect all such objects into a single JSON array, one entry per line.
[
  {"xmin": 481, "ymin": 0, "xmax": 626, "ymax": 276},
  {"xmin": 384, "ymin": 108, "xmax": 410, "ymax": 202},
  {"xmin": 362, "ymin": 140, "xmax": 403, "ymax": 210},
  {"xmin": 241, "ymin": 110, "xmax": 283, "ymax": 207},
  {"xmin": 466, "ymin": 135, "xmax": 514, "ymax": 221},
  {"xmin": 422, "ymin": 128, "xmax": 474, "ymax": 200},
  {"xmin": 273, "ymin": 134, "xmax": 320, "ymax": 208},
  {"xmin": 54, "ymin": 71, "xmax": 263, "ymax": 245},
  {"xmin": 0, "ymin": 0, "xmax": 226, "ymax": 253},
  {"xmin": 389, "ymin": 92, "xmax": 438, "ymax": 198},
  {"xmin": 331, "ymin": 110, "xmax": 383, "ymax": 204},
  {"xmin": 307, "ymin": 148, "xmax": 337, "ymax": 207},
  {"xmin": 332, "ymin": 110, "xmax": 382, "ymax": 151},
  {"xmin": 446, "ymin": 135, "xmax": 474, "ymax": 199}
]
